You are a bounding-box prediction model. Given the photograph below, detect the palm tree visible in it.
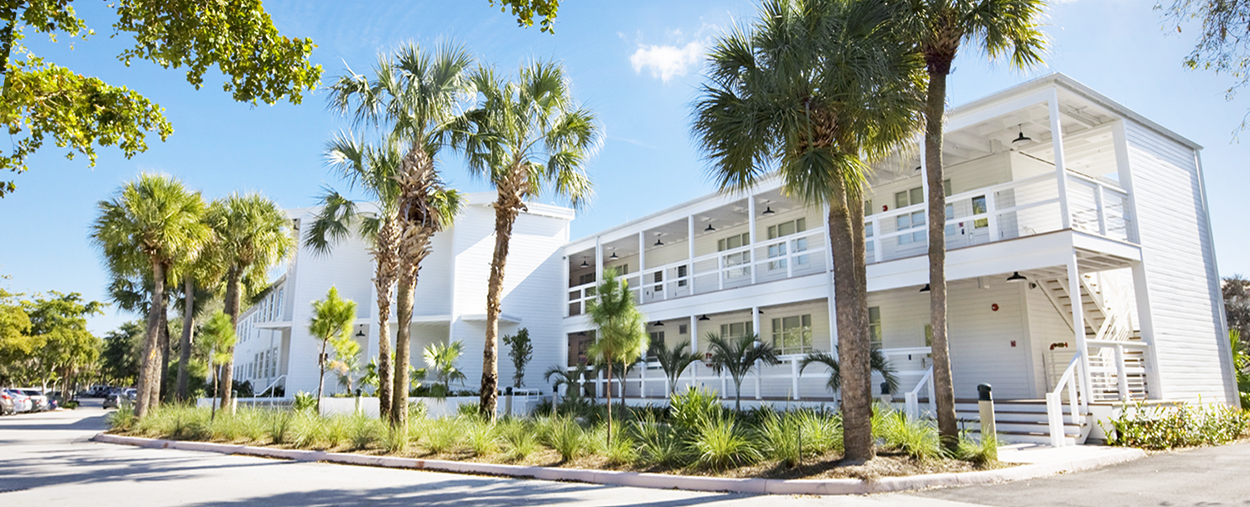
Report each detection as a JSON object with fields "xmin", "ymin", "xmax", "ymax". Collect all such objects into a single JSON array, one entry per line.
[
  {"xmin": 691, "ymin": 0, "xmax": 924, "ymax": 462},
  {"xmin": 545, "ymin": 362, "xmax": 590, "ymax": 406},
  {"xmin": 800, "ymin": 349, "xmax": 899, "ymax": 396},
  {"xmin": 91, "ymin": 173, "xmax": 210, "ymax": 417},
  {"xmin": 897, "ymin": 0, "xmax": 1047, "ymax": 450},
  {"xmin": 423, "ymin": 340, "xmax": 467, "ymax": 395},
  {"xmin": 704, "ymin": 333, "xmax": 780, "ymax": 411},
  {"xmin": 327, "ymin": 42, "xmax": 473, "ymax": 429},
  {"xmin": 200, "ymin": 310, "xmax": 237, "ymax": 421},
  {"xmin": 655, "ymin": 339, "xmax": 700, "ymax": 397},
  {"xmin": 452, "ymin": 59, "xmax": 599, "ymax": 419},
  {"xmin": 172, "ymin": 247, "xmax": 224, "ymax": 402},
  {"xmin": 305, "ymin": 133, "xmax": 404, "ymax": 420},
  {"xmin": 204, "ymin": 193, "xmax": 294, "ymax": 414},
  {"xmin": 309, "ymin": 286, "xmax": 357, "ymax": 412},
  {"xmin": 586, "ymin": 268, "xmax": 649, "ymax": 446}
]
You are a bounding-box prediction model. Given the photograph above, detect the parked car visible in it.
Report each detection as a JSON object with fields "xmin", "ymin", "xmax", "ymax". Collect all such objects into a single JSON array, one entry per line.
[
  {"xmin": 0, "ymin": 390, "xmax": 13, "ymax": 415},
  {"xmin": 123, "ymin": 388, "xmax": 137, "ymax": 402},
  {"xmin": 4, "ymin": 389, "xmax": 32, "ymax": 413},
  {"xmin": 21, "ymin": 389, "xmax": 49, "ymax": 412},
  {"xmin": 103, "ymin": 392, "xmax": 121, "ymax": 409}
]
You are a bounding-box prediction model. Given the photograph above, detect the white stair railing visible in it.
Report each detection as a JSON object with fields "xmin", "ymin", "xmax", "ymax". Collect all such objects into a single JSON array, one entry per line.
[
  {"xmin": 1045, "ymin": 353, "xmax": 1085, "ymax": 447},
  {"xmin": 904, "ymin": 366, "xmax": 935, "ymax": 419}
]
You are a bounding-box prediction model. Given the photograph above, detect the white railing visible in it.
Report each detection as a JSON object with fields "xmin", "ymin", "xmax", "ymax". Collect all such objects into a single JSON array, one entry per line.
[
  {"xmin": 904, "ymin": 366, "xmax": 936, "ymax": 420},
  {"xmin": 864, "ymin": 170, "xmax": 1133, "ymax": 264},
  {"xmin": 1045, "ymin": 353, "xmax": 1086, "ymax": 447},
  {"xmin": 567, "ymin": 281, "xmax": 596, "ymax": 316},
  {"xmin": 573, "ymin": 345, "xmax": 928, "ymax": 403},
  {"xmin": 255, "ymin": 375, "xmax": 287, "ymax": 409},
  {"xmin": 1086, "ymin": 339, "xmax": 1150, "ymax": 402}
]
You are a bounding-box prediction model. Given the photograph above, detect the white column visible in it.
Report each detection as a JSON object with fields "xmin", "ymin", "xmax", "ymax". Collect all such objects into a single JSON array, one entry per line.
[
  {"xmin": 563, "ymin": 254, "xmax": 571, "ymax": 317},
  {"xmin": 688, "ymin": 215, "xmax": 696, "ymax": 295},
  {"xmin": 594, "ymin": 236, "xmax": 603, "ymax": 283},
  {"xmin": 638, "ymin": 232, "xmax": 646, "ymax": 275},
  {"xmin": 748, "ymin": 196, "xmax": 758, "ymax": 285},
  {"xmin": 753, "ymin": 306, "xmax": 762, "ymax": 400},
  {"xmin": 918, "ymin": 137, "xmax": 932, "ymax": 248},
  {"xmin": 1050, "ymin": 89, "xmax": 1071, "ymax": 230},
  {"xmin": 1067, "ymin": 253, "xmax": 1092, "ymax": 401},
  {"xmin": 690, "ymin": 315, "xmax": 700, "ymax": 388},
  {"xmin": 824, "ymin": 203, "xmax": 837, "ymax": 357}
]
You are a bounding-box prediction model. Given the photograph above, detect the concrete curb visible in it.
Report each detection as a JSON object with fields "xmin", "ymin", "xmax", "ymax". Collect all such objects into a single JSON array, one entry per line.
[{"xmin": 91, "ymin": 433, "xmax": 1145, "ymax": 495}]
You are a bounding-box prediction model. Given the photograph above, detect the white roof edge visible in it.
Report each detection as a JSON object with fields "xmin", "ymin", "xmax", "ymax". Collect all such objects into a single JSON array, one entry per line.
[{"xmin": 950, "ymin": 72, "xmax": 1203, "ymax": 151}]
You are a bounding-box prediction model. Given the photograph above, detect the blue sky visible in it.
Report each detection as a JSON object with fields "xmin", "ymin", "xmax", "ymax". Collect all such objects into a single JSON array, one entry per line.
[{"xmin": 1, "ymin": 0, "xmax": 1246, "ymax": 335}]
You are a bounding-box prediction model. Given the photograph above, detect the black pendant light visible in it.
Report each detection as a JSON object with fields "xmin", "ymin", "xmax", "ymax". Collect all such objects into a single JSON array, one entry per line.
[
  {"xmin": 654, "ymin": 238, "xmax": 664, "ymax": 247},
  {"xmin": 705, "ymin": 223, "xmax": 716, "ymax": 232},
  {"xmin": 1012, "ymin": 124, "xmax": 1031, "ymax": 145},
  {"xmin": 580, "ymin": 259, "xmax": 589, "ymax": 268},
  {"xmin": 920, "ymin": 283, "xmax": 931, "ymax": 293},
  {"xmin": 762, "ymin": 206, "xmax": 775, "ymax": 216},
  {"xmin": 653, "ymin": 321, "xmax": 664, "ymax": 327},
  {"xmin": 698, "ymin": 314, "xmax": 710, "ymax": 321},
  {"xmin": 355, "ymin": 329, "xmax": 366, "ymax": 338},
  {"xmin": 609, "ymin": 251, "xmax": 618, "ymax": 260},
  {"xmin": 1006, "ymin": 271, "xmax": 1027, "ymax": 283}
]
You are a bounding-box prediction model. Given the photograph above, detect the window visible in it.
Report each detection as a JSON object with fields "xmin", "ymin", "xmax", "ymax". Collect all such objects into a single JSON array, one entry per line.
[
  {"xmin": 864, "ymin": 199, "xmax": 873, "ymax": 217},
  {"xmin": 771, "ymin": 314, "xmax": 812, "ymax": 355},
  {"xmin": 718, "ymin": 233, "xmax": 751, "ymax": 279},
  {"xmin": 767, "ymin": 218, "xmax": 809, "ymax": 270},
  {"xmin": 869, "ymin": 307, "xmax": 882, "ymax": 349},
  {"xmin": 676, "ymin": 265, "xmax": 688, "ymax": 287},
  {"xmin": 896, "ymin": 211, "xmax": 926, "ymax": 244},
  {"xmin": 578, "ymin": 273, "xmax": 596, "ymax": 286},
  {"xmin": 720, "ymin": 321, "xmax": 754, "ymax": 339},
  {"xmin": 679, "ymin": 324, "xmax": 688, "ymax": 335},
  {"xmin": 896, "ymin": 187, "xmax": 924, "ymax": 209},
  {"xmin": 971, "ymin": 195, "xmax": 989, "ymax": 229},
  {"xmin": 647, "ymin": 331, "xmax": 665, "ymax": 359}
]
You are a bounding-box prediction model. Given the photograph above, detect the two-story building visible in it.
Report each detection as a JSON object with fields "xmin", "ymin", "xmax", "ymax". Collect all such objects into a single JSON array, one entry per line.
[{"xmin": 235, "ymin": 74, "xmax": 1236, "ymax": 446}]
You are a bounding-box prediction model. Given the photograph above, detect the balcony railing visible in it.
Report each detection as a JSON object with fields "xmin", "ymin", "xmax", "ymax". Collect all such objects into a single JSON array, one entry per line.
[{"xmin": 865, "ymin": 170, "xmax": 1133, "ymax": 264}]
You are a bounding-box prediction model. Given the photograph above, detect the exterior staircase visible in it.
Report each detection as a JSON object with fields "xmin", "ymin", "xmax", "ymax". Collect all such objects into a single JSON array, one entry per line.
[{"xmin": 951, "ymin": 399, "xmax": 1091, "ymax": 446}]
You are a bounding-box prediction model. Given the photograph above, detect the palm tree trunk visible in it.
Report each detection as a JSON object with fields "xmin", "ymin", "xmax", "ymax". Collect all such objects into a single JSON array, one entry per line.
[
  {"xmin": 391, "ymin": 267, "xmax": 414, "ymax": 429},
  {"xmin": 605, "ymin": 359, "xmax": 613, "ymax": 448},
  {"xmin": 219, "ymin": 270, "xmax": 241, "ymax": 415},
  {"xmin": 156, "ymin": 309, "xmax": 170, "ymax": 407},
  {"xmin": 925, "ymin": 67, "xmax": 959, "ymax": 451},
  {"xmin": 135, "ymin": 260, "xmax": 167, "ymax": 418},
  {"xmin": 175, "ymin": 276, "xmax": 195, "ymax": 401},
  {"xmin": 375, "ymin": 217, "xmax": 399, "ymax": 421},
  {"xmin": 480, "ymin": 194, "xmax": 522, "ymax": 420},
  {"xmin": 829, "ymin": 182, "xmax": 874, "ymax": 463}
]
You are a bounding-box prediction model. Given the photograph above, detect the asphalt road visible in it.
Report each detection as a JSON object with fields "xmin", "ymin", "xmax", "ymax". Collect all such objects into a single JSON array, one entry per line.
[{"xmin": 2, "ymin": 400, "xmax": 1247, "ymax": 506}]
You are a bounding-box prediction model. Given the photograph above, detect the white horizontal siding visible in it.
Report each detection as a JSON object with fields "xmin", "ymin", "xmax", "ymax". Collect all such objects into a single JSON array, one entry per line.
[{"xmin": 1125, "ymin": 121, "xmax": 1233, "ymax": 403}]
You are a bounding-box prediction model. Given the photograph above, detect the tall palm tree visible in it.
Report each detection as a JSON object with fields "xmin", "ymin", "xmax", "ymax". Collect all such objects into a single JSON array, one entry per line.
[
  {"xmin": 327, "ymin": 41, "xmax": 473, "ymax": 429},
  {"xmin": 655, "ymin": 339, "xmax": 700, "ymax": 396},
  {"xmin": 304, "ymin": 133, "xmax": 404, "ymax": 420},
  {"xmin": 452, "ymin": 59, "xmax": 599, "ymax": 419},
  {"xmin": 586, "ymin": 267, "xmax": 649, "ymax": 447},
  {"xmin": 691, "ymin": 0, "xmax": 924, "ymax": 462},
  {"xmin": 172, "ymin": 238, "xmax": 225, "ymax": 402},
  {"xmin": 704, "ymin": 333, "xmax": 780, "ymax": 411},
  {"xmin": 899, "ymin": 0, "xmax": 1047, "ymax": 450},
  {"xmin": 204, "ymin": 193, "xmax": 294, "ymax": 414},
  {"xmin": 91, "ymin": 173, "xmax": 210, "ymax": 417},
  {"xmin": 800, "ymin": 348, "xmax": 899, "ymax": 396}
]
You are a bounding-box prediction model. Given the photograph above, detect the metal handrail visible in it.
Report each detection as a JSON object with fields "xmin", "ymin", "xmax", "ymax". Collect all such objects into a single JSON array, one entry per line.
[
  {"xmin": 904, "ymin": 366, "xmax": 935, "ymax": 419},
  {"xmin": 255, "ymin": 375, "xmax": 287, "ymax": 409}
]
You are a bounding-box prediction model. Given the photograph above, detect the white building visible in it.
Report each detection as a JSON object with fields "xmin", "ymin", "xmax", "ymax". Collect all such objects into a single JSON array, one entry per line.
[{"xmin": 236, "ymin": 74, "xmax": 1236, "ymax": 446}]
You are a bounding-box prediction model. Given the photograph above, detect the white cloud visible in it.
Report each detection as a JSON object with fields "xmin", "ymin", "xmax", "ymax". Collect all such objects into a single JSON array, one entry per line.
[{"xmin": 629, "ymin": 41, "xmax": 704, "ymax": 83}]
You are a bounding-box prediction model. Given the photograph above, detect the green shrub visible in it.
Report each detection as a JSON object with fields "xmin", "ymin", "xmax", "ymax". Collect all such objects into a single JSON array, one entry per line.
[
  {"xmin": 409, "ymin": 400, "xmax": 428, "ymax": 420},
  {"xmin": 457, "ymin": 402, "xmax": 481, "ymax": 417},
  {"xmin": 792, "ymin": 408, "xmax": 842, "ymax": 454},
  {"xmin": 288, "ymin": 411, "xmax": 321, "ymax": 448},
  {"xmin": 268, "ymin": 411, "xmax": 294, "ymax": 444},
  {"xmin": 384, "ymin": 424, "xmax": 408, "ymax": 453},
  {"xmin": 1101, "ymin": 400, "xmax": 1250, "ymax": 449},
  {"xmin": 293, "ymin": 392, "xmax": 317, "ymax": 412},
  {"xmin": 691, "ymin": 414, "xmax": 760, "ymax": 471},
  {"xmin": 588, "ymin": 423, "xmax": 636, "ymax": 465},
  {"xmin": 669, "ymin": 387, "xmax": 722, "ymax": 432}
]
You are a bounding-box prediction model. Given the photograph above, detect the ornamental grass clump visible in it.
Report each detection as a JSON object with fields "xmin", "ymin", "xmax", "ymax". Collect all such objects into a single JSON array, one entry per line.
[
  {"xmin": 466, "ymin": 419, "xmax": 499, "ymax": 456},
  {"xmin": 287, "ymin": 410, "xmax": 322, "ymax": 448},
  {"xmin": 874, "ymin": 406, "xmax": 941, "ymax": 460},
  {"xmin": 955, "ymin": 432, "xmax": 998, "ymax": 466},
  {"xmin": 691, "ymin": 414, "xmax": 760, "ymax": 471},
  {"xmin": 1101, "ymin": 400, "xmax": 1250, "ymax": 449},
  {"xmin": 669, "ymin": 387, "xmax": 722, "ymax": 432},
  {"xmin": 267, "ymin": 410, "xmax": 294, "ymax": 444},
  {"xmin": 348, "ymin": 412, "xmax": 384, "ymax": 450},
  {"xmin": 425, "ymin": 417, "xmax": 463, "ymax": 454},
  {"xmin": 547, "ymin": 417, "xmax": 588, "ymax": 462},
  {"xmin": 758, "ymin": 408, "xmax": 802, "ymax": 467},
  {"xmin": 498, "ymin": 419, "xmax": 539, "ymax": 461},
  {"xmin": 632, "ymin": 411, "xmax": 689, "ymax": 467},
  {"xmin": 108, "ymin": 407, "xmax": 137, "ymax": 432}
]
